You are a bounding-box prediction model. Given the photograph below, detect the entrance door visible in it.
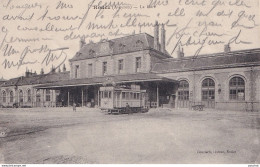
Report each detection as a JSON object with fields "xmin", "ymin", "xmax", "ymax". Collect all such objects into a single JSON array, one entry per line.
[
  {"xmin": 177, "ymin": 80, "xmax": 189, "ymax": 108},
  {"xmin": 201, "ymin": 78, "xmax": 215, "ymax": 108},
  {"xmin": 36, "ymin": 90, "xmax": 41, "ymax": 107}
]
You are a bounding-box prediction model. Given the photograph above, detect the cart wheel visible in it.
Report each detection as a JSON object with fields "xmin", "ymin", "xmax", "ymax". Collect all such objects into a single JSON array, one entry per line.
[{"xmin": 0, "ymin": 131, "xmax": 7, "ymax": 138}]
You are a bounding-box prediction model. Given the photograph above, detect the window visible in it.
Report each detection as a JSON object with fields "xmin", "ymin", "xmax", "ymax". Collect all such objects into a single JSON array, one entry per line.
[
  {"xmin": 75, "ymin": 65, "xmax": 79, "ymax": 78},
  {"xmin": 103, "ymin": 62, "xmax": 107, "ymax": 75},
  {"xmin": 178, "ymin": 80, "xmax": 189, "ymax": 101},
  {"xmin": 2, "ymin": 91, "xmax": 6, "ymax": 103},
  {"xmin": 126, "ymin": 92, "xmax": 130, "ymax": 100},
  {"xmin": 136, "ymin": 57, "xmax": 141, "ymax": 72},
  {"xmin": 122, "ymin": 92, "xmax": 126, "ymax": 99},
  {"xmin": 201, "ymin": 78, "xmax": 215, "ymax": 100},
  {"xmin": 46, "ymin": 89, "xmax": 51, "ymax": 102},
  {"xmin": 27, "ymin": 89, "xmax": 31, "ymax": 102},
  {"xmin": 10, "ymin": 91, "xmax": 14, "ymax": 102},
  {"xmin": 229, "ymin": 77, "xmax": 245, "ymax": 100},
  {"xmin": 118, "ymin": 59, "xmax": 124, "ymax": 73},
  {"xmin": 19, "ymin": 90, "xmax": 23, "ymax": 103},
  {"xmin": 103, "ymin": 91, "xmax": 111, "ymax": 98},
  {"xmin": 88, "ymin": 63, "xmax": 93, "ymax": 77}
]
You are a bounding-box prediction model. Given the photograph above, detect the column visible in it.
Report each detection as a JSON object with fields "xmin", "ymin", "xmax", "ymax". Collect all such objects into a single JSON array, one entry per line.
[
  {"xmin": 157, "ymin": 83, "xmax": 159, "ymax": 108},
  {"xmin": 82, "ymin": 88, "xmax": 84, "ymax": 107},
  {"xmin": 68, "ymin": 90, "xmax": 70, "ymax": 107},
  {"xmin": 120, "ymin": 91, "xmax": 122, "ymax": 107},
  {"xmin": 97, "ymin": 90, "xmax": 100, "ymax": 107}
]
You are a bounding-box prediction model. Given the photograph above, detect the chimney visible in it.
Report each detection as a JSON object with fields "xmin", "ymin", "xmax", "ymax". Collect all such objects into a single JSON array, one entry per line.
[
  {"xmin": 80, "ymin": 37, "xmax": 86, "ymax": 49},
  {"xmin": 25, "ymin": 68, "xmax": 29, "ymax": 77},
  {"xmin": 160, "ymin": 24, "xmax": 166, "ymax": 53},
  {"xmin": 177, "ymin": 46, "xmax": 184, "ymax": 59},
  {"xmin": 51, "ymin": 65, "xmax": 56, "ymax": 73},
  {"xmin": 154, "ymin": 21, "xmax": 159, "ymax": 50},
  {"xmin": 63, "ymin": 64, "xmax": 66, "ymax": 72},
  {"xmin": 224, "ymin": 44, "xmax": 231, "ymax": 52},
  {"xmin": 40, "ymin": 68, "xmax": 44, "ymax": 75}
]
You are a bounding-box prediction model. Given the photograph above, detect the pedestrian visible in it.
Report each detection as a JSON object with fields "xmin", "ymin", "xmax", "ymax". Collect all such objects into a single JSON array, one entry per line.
[
  {"xmin": 73, "ymin": 102, "xmax": 76, "ymax": 112},
  {"xmin": 126, "ymin": 103, "xmax": 131, "ymax": 114}
]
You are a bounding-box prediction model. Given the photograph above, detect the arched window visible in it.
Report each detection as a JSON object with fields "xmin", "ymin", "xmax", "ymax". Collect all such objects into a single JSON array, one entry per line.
[
  {"xmin": 19, "ymin": 90, "xmax": 23, "ymax": 103},
  {"xmin": 178, "ymin": 80, "xmax": 189, "ymax": 108},
  {"xmin": 229, "ymin": 77, "xmax": 245, "ymax": 100},
  {"xmin": 202, "ymin": 78, "xmax": 215, "ymax": 108},
  {"xmin": 46, "ymin": 89, "xmax": 51, "ymax": 102},
  {"xmin": 2, "ymin": 91, "xmax": 6, "ymax": 103},
  {"xmin": 178, "ymin": 80, "xmax": 189, "ymax": 100},
  {"xmin": 10, "ymin": 91, "xmax": 14, "ymax": 103},
  {"xmin": 27, "ymin": 89, "xmax": 31, "ymax": 102}
]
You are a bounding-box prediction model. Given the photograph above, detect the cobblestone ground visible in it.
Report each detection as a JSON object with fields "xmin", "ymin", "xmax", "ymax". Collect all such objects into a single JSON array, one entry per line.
[{"xmin": 0, "ymin": 107, "xmax": 259, "ymax": 164}]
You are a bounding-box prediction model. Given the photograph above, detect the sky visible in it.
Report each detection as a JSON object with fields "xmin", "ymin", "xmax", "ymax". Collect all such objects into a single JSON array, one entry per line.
[{"xmin": 0, "ymin": 0, "xmax": 259, "ymax": 80}]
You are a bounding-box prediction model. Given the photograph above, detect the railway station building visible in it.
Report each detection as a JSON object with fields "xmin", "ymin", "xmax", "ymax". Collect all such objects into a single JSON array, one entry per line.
[{"xmin": 0, "ymin": 22, "xmax": 260, "ymax": 111}]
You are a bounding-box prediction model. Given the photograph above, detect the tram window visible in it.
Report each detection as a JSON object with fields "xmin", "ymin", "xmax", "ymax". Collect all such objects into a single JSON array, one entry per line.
[
  {"xmin": 104, "ymin": 91, "xmax": 108, "ymax": 98},
  {"xmin": 126, "ymin": 92, "xmax": 129, "ymax": 99},
  {"xmin": 122, "ymin": 92, "xmax": 126, "ymax": 99},
  {"xmin": 130, "ymin": 93, "xmax": 133, "ymax": 99},
  {"xmin": 134, "ymin": 93, "xmax": 137, "ymax": 99},
  {"xmin": 108, "ymin": 91, "xmax": 111, "ymax": 98},
  {"xmin": 137, "ymin": 93, "xmax": 140, "ymax": 99}
]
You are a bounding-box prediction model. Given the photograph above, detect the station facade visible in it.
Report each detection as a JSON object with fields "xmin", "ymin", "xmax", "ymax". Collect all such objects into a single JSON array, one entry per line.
[{"xmin": 0, "ymin": 22, "xmax": 260, "ymax": 111}]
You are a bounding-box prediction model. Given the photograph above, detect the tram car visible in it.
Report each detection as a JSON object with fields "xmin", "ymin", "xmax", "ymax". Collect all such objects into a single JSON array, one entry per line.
[{"xmin": 99, "ymin": 85, "xmax": 149, "ymax": 114}]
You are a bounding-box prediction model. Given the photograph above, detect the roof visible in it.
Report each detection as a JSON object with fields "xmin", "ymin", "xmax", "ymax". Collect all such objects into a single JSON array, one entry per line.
[
  {"xmin": 0, "ymin": 77, "xmax": 6, "ymax": 82},
  {"xmin": 152, "ymin": 48, "xmax": 260, "ymax": 73},
  {"xmin": 1, "ymin": 71, "xmax": 70, "ymax": 87},
  {"xmin": 34, "ymin": 73, "xmax": 178, "ymax": 89},
  {"xmin": 70, "ymin": 33, "xmax": 171, "ymax": 62}
]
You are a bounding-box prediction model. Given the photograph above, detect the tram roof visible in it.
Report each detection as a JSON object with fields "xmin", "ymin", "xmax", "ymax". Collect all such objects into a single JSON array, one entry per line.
[{"xmin": 34, "ymin": 73, "xmax": 178, "ymax": 89}]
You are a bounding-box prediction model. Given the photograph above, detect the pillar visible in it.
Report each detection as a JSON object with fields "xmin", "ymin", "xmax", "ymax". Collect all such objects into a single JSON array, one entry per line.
[
  {"xmin": 82, "ymin": 88, "xmax": 84, "ymax": 107},
  {"xmin": 68, "ymin": 90, "xmax": 70, "ymax": 107},
  {"xmin": 157, "ymin": 83, "xmax": 159, "ymax": 108},
  {"xmin": 97, "ymin": 90, "xmax": 100, "ymax": 107}
]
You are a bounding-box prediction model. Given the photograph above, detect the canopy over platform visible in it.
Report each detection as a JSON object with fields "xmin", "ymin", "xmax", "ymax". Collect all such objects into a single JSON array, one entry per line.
[{"xmin": 34, "ymin": 73, "xmax": 178, "ymax": 89}]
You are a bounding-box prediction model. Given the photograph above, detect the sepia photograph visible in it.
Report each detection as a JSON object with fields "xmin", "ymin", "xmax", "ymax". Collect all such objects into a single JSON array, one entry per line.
[{"xmin": 0, "ymin": 0, "xmax": 259, "ymax": 165}]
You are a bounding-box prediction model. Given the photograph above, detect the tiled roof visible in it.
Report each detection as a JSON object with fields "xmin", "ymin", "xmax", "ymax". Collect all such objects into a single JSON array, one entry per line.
[
  {"xmin": 1, "ymin": 71, "xmax": 70, "ymax": 87},
  {"xmin": 152, "ymin": 48, "xmax": 260, "ymax": 73},
  {"xmin": 70, "ymin": 33, "xmax": 170, "ymax": 61},
  {"xmin": 35, "ymin": 73, "xmax": 178, "ymax": 88}
]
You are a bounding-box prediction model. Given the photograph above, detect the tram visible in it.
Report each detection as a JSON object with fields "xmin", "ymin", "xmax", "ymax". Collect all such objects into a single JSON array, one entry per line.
[{"xmin": 99, "ymin": 84, "xmax": 149, "ymax": 114}]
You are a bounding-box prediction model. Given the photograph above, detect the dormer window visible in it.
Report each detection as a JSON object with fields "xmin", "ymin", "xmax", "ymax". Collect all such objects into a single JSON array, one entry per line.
[
  {"xmin": 119, "ymin": 43, "xmax": 126, "ymax": 51},
  {"xmin": 135, "ymin": 40, "xmax": 144, "ymax": 48},
  {"xmin": 76, "ymin": 52, "xmax": 81, "ymax": 57},
  {"xmin": 89, "ymin": 49, "xmax": 95, "ymax": 57}
]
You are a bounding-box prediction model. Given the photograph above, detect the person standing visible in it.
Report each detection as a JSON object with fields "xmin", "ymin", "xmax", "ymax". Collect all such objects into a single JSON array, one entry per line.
[
  {"xmin": 73, "ymin": 102, "xmax": 76, "ymax": 112},
  {"xmin": 126, "ymin": 103, "xmax": 132, "ymax": 114}
]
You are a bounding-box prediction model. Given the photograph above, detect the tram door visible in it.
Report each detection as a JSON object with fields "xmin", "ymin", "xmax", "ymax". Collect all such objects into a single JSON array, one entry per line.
[
  {"xmin": 177, "ymin": 80, "xmax": 189, "ymax": 108},
  {"xmin": 201, "ymin": 78, "xmax": 215, "ymax": 108},
  {"xmin": 100, "ymin": 91, "xmax": 113, "ymax": 109},
  {"xmin": 114, "ymin": 92, "xmax": 121, "ymax": 108}
]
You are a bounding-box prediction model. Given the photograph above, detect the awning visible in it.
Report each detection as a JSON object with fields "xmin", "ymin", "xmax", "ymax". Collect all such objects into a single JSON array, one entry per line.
[{"xmin": 34, "ymin": 73, "xmax": 178, "ymax": 89}]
